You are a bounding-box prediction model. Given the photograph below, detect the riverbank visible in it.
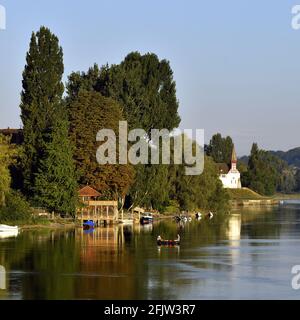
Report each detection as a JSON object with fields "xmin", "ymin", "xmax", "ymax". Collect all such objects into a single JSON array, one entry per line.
[
  {"xmin": 1, "ymin": 217, "xmax": 79, "ymax": 230},
  {"xmin": 20, "ymin": 221, "xmax": 78, "ymax": 230},
  {"xmin": 228, "ymin": 188, "xmax": 300, "ymax": 207}
]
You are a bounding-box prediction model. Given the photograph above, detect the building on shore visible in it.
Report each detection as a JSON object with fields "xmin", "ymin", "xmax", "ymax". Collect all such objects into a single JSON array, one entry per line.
[
  {"xmin": 0, "ymin": 128, "xmax": 23, "ymax": 145},
  {"xmin": 78, "ymin": 186, "xmax": 119, "ymax": 225},
  {"xmin": 218, "ymin": 146, "xmax": 242, "ymax": 189}
]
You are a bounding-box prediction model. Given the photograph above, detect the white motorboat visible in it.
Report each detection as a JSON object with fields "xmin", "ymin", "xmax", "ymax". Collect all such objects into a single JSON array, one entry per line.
[
  {"xmin": 119, "ymin": 219, "xmax": 134, "ymax": 225},
  {"xmin": 0, "ymin": 224, "xmax": 18, "ymax": 232}
]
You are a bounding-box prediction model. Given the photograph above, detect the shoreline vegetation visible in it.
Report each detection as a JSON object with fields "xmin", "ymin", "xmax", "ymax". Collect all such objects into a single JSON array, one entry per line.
[
  {"xmin": 1, "ymin": 26, "xmax": 300, "ymax": 228},
  {"xmin": 0, "ymin": 26, "xmax": 230, "ymax": 227},
  {"xmin": 2, "ymin": 191, "xmax": 300, "ymax": 229}
]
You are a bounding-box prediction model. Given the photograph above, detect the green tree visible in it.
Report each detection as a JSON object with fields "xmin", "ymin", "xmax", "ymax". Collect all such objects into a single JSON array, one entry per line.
[
  {"xmin": 33, "ymin": 116, "xmax": 78, "ymax": 216},
  {"xmin": 246, "ymin": 144, "xmax": 279, "ymax": 196},
  {"xmin": 20, "ymin": 26, "xmax": 64, "ymax": 196},
  {"xmin": 295, "ymin": 169, "xmax": 300, "ymax": 191},
  {"xmin": 279, "ymin": 168, "xmax": 296, "ymax": 193},
  {"xmin": 67, "ymin": 53, "xmax": 181, "ymax": 134},
  {"xmin": 0, "ymin": 134, "xmax": 17, "ymax": 206},
  {"xmin": 66, "ymin": 52, "xmax": 181, "ymax": 210},
  {"xmin": 169, "ymin": 135, "xmax": 229, "ymax": 212},
  {"xmin": 207, "ymin": 133, "xmax": 234, "ymax": 165},
  {"xmin": 99, "ymin": 52, "xmax": 181, "ymax": 133},
  {"xmin": 20, "ymin": 26, "xmax": 77, "ymax": 215},
  {"xmin": 67, "ymin": 90, "xmax": 134, "ymax": 202}
]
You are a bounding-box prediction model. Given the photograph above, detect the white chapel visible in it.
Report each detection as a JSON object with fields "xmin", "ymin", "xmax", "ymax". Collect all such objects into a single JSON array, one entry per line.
[{"xmin": 218, "ymin": 146, "xmax": 242, "ymax": 189}]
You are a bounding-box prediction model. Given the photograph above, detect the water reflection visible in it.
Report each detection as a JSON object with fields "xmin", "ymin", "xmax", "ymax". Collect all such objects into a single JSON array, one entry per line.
[
  {"xmin": 0, "ymin": 205, "xmax": 300, "ymax": 299},
  {"xmin": 0, "ymin": 229, "xmax": 19, "ymax": 239},
  {"xmin": 0, "ymin": 265, "xmax": 5, "ymax": 290},
  {"xmin": 226, "ymin": 214, "xmax": 241, "ymax": 241}
]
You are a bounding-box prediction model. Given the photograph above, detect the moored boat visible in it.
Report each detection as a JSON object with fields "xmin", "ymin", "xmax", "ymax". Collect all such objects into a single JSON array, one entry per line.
[
  {"xmin": 119, "ymin": 219, "xmax": 134, "ymax": 225},
  {"xmin": 83, "ymin": 220, "xmax": 96, "ymax": 230},
  {"xmin": 140, "ymin": 212, "xmax": 153, "ymax": 225},
  {"xmin": 0, "ymin": 224, "xmax": 18, "ymax": 232}
]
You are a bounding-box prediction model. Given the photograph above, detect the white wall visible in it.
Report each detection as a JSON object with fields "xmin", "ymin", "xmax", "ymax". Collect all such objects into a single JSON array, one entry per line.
[{"xmin": 219, "ymin": 170, "xmax": 241, "ymax": 189}]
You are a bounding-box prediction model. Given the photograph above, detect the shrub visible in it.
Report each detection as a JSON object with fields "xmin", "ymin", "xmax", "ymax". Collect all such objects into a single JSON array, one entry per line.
[{"xmin": 0, "ymin": 190, "xmax": 33, "ymax": 223}]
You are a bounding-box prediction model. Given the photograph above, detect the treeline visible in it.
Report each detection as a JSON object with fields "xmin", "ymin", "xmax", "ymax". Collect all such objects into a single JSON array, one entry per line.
[
  {"xmin": 241, "ymin": 144, "xmax": 300, "ymax": 195},
  {"xmin": 0, "ymin": 26, "xmax": 230, "ymax": 219},
  {"xmin": 270, "ymin": 148, "xmax": 300, "ymax": 168},
  {"xmin": 0, "ymin": 135, "xmax": 33, "ymax": 222}
]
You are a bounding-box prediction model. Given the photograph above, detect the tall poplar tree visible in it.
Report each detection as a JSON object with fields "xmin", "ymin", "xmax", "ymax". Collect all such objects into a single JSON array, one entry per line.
[{"xmin": 20, "ymin": 26, "xmax": 77, "ymax": 215}]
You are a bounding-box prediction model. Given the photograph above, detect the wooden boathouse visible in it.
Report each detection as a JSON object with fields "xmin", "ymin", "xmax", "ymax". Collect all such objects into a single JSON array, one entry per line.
[{"xmin": 77, "ymin": 186, "xmax": 119, "ymax": 225}]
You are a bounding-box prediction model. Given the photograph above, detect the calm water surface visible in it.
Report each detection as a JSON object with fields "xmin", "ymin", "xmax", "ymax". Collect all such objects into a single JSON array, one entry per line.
[{"xmin": 1, "ymin": 202, "xmax": 300, "ymax": 300}]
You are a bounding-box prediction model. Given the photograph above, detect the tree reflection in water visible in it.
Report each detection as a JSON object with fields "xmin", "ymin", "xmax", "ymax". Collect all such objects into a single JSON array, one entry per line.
[{"xmin": 0, "ymin": 204, "xmax": 299, "ymax": 299}]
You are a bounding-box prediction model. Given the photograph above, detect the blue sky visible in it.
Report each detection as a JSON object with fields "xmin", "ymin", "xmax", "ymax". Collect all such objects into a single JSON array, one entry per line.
[{"xmin": 0, "ymin": 0, "xmax": 299, "ymax": 155}]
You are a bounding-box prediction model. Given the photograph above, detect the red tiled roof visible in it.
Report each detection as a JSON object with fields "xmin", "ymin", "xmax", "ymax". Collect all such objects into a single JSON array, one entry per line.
[
  {"xmin": 0, "ymin": 128, "xmax": 22, "ymax": 134},
  {"xmin": 78, "ymin": 186, "xmax": 101, "ymax": 197}
]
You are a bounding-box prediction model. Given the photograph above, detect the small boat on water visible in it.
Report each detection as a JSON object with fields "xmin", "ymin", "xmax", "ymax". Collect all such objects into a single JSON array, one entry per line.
[
  {"xmin": 0, "ymin": 224, "xmax": 18, "ymax": 232},
  {"xmin": 157, "ymin": 234, "xmax": 180, "ymax": 246},
  {"xmin": 83, "ymin": 220, "xmax": 96, "ymax": 230},
  {"xmin": 119, "ymin": 219, "xmax": 134, "ymax": 225},
  {"xmin": 140, "ymin": 212, "xmax": 153, "ymax": 225},
  {"xmin": 207, "ymin": 212, "xmax": 214, "ymax": 219},
  {"xmin": 174, "ymin": 215, "xmax": 192, "ymax": 223},
  {"xmin": 0, "ymin": 225, "xmax": 19, "ymax": 239}
]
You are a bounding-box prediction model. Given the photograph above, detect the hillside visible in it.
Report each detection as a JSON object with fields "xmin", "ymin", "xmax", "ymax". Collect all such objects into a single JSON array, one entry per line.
[
  {"xmin": 228, "ymin": 188, "xmax": 267, "ymax": 200},
  {"xmin": 239, "ymin": 147, "xmax": 300, "ymax": 168},
  {"xmin": 270, "ymin": 148, "xmax": 300, "ymax": 168}
]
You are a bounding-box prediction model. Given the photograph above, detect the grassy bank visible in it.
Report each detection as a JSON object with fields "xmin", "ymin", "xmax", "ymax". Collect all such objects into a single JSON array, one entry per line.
[
  {"xmin": 228, "ymin": 188, "xmax": 300, "ymax": 201},
  {"xmin": 1, "ymin": 216, "xmax": 78, "ymax": 229},
  {"xmin": 228, "ymin": 188, "xmax": 268, "ymax": 200}
]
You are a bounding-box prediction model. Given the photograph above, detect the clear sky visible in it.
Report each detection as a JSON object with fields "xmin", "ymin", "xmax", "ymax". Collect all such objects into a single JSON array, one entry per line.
[{"xmin": 0, "ymin": 0, "xmax": 299, "ymax": 155}]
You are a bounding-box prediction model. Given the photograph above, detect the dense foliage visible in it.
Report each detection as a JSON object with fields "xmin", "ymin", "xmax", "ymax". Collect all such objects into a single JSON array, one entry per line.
[
  {"xmin": 206, "ymin": 133, "xmax": 234, "ymax": 166},
  {"xmin": 65, "ymin": 56, "xmax": 230, "ymax": 212},
  {"xmin": 0, "ymin": 190, "xmax": 33, "ymax": 223},
  {"xmin": 20, "ymin": 26, "xmax": 77, "ymax": 216},
  {"xmin": 67, "ymin": 90, "xmax": 134, "ymax": 202},
  {"xmin": 241, "ymin": 143, "xmax": 296, "ymax": 195},
  {"xmin": 0, "ymin": 134, "xmax": 16, "ymax": 206},
  {"xmin": 2, "ymin": 27, "xmax": 231, "ymax": 223},
  {"xmin": 67, "ymin": 52, "xmax": 181, "ymax": 134},
  {"xmin": 32, "ymin": 116, "xmax": 78, "ymax": 216}
]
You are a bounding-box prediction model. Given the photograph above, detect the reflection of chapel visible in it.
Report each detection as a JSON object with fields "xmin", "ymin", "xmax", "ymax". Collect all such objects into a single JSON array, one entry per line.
[{"xmin": 218, "ymin": 146, "xmax": 242, "ymax": 189}]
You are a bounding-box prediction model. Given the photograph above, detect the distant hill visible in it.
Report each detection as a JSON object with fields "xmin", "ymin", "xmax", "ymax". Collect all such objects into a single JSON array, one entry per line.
[
  {"xmin": 270, "ymin": 148, "xmax": 300, "ymax": 168},
  {"xmin": 239, "ymin": 147, "xmax": 300, "ymax": 169}
]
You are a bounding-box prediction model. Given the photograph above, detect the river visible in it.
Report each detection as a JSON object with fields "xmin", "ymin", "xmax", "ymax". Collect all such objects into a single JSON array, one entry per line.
[{"xmin": 1, "ymin": 201, "xmax": 300, "ymax": 300}]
